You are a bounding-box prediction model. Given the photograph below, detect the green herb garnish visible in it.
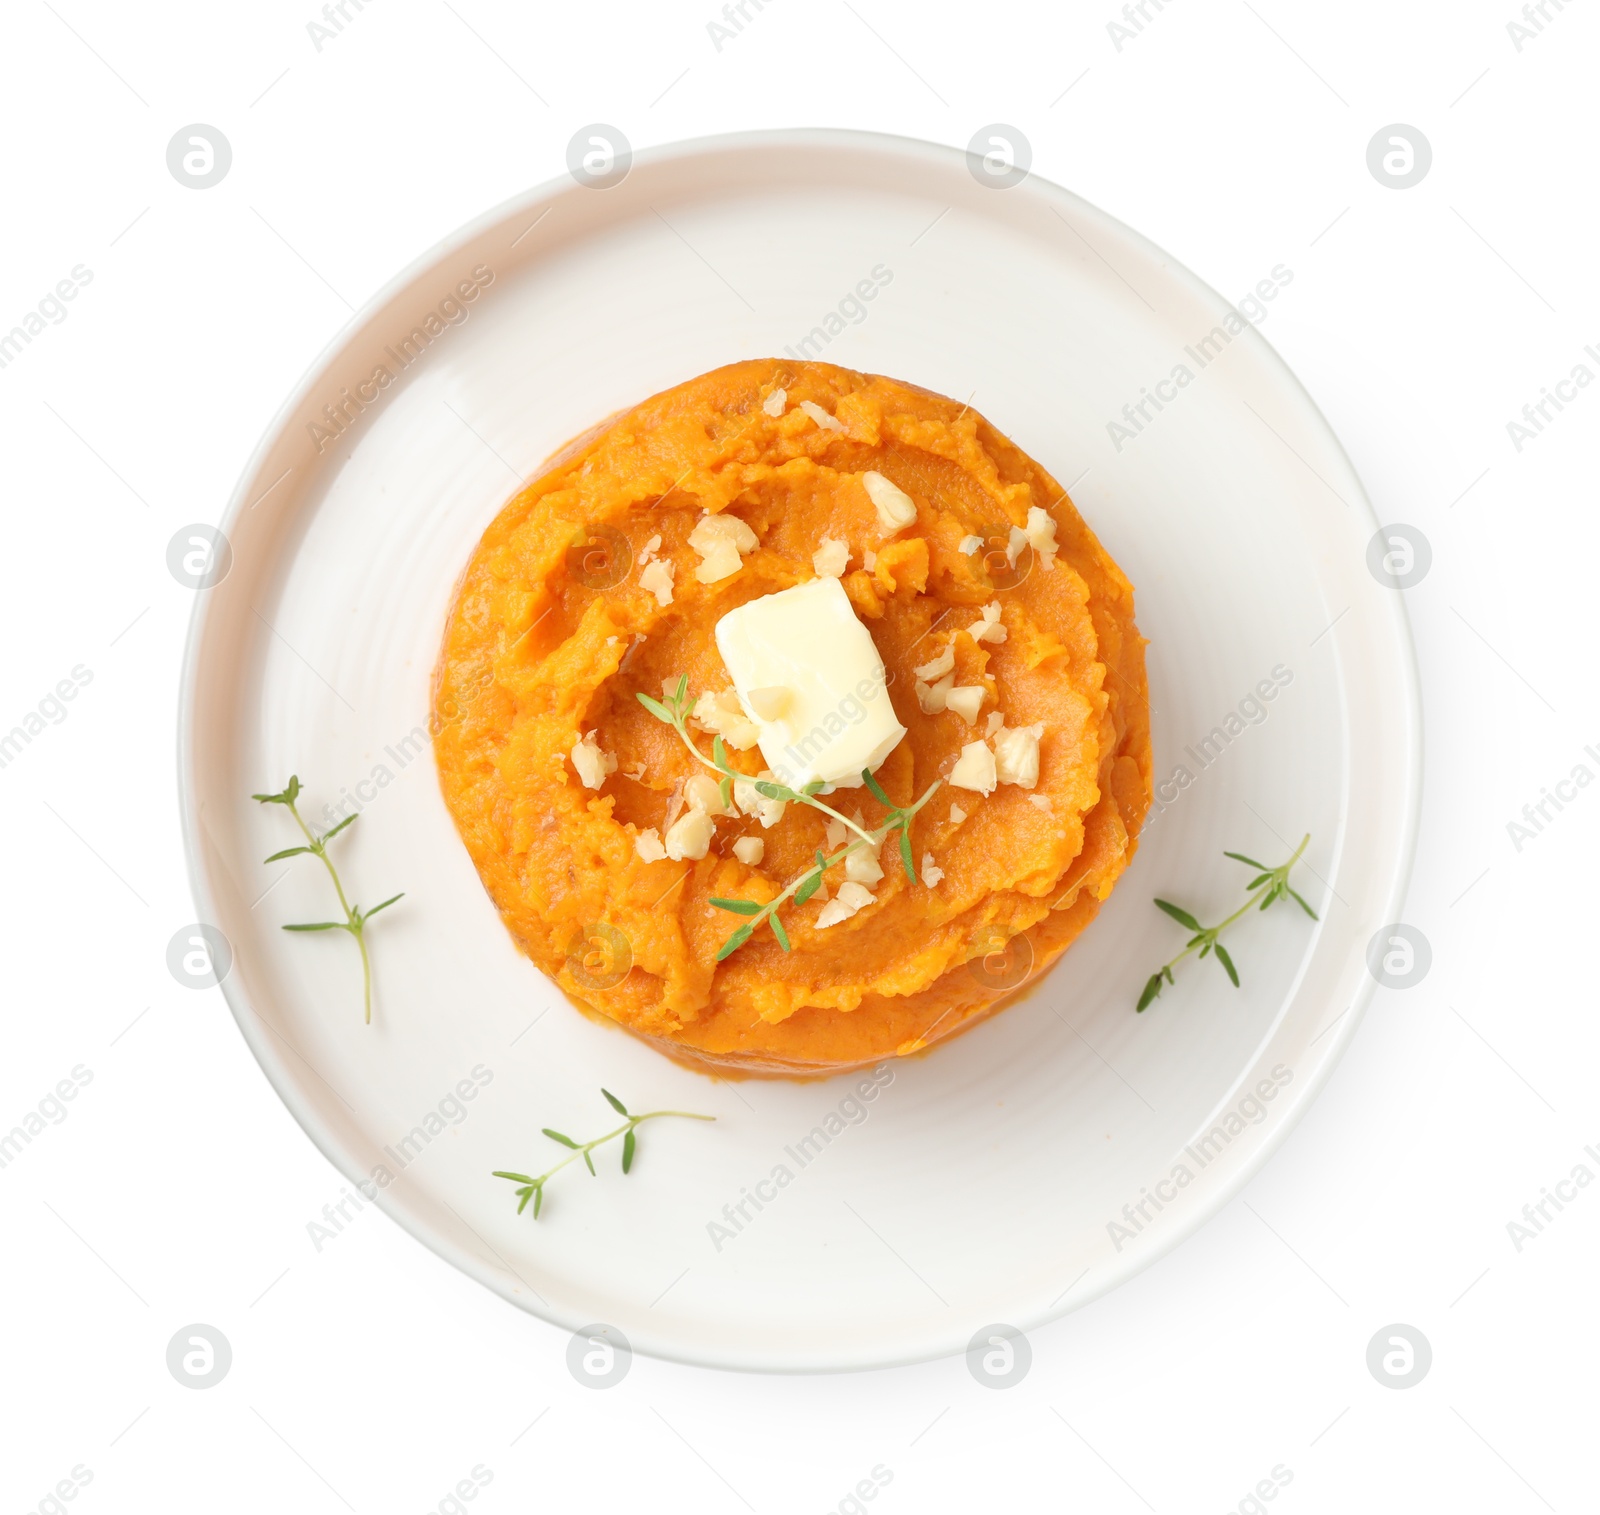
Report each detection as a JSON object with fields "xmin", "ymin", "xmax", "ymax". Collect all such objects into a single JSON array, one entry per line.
[
  {"xmin": 493, "ymin": 1088, "xmax": 714, "ymax": 1219},
  {"xmin": 637, "ymin": 676, "xmax": 941, "ymax": 961},
  {"xmin": 253, "ymin": 775, "xmax": 403, "ymax": 1025},
  {"xmin": 1137, "ymin": 835, "xmax": 1318, "ymax": 1012}
]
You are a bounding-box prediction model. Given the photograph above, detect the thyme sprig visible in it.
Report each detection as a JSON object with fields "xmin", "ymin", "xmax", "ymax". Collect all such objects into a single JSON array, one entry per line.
[
  {"xmin": 492, "ymin": 1088, "xmax": 714, "ymax": 1219},
  {"xmin": 253, "ymin": 776, "xmax": 403, "ymax": 1025},
  {"xmin": 636, "ymin": 677, "xmax": 940, "ymax": 960},
  {"xmin": 1137, "ymin": 835, "xmax": 1318, "ymax": 1012}
]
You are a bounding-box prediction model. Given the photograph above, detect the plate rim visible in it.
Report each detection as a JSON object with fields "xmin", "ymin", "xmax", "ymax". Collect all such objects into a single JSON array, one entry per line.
[{"xmin": 177, "ymin": 126, "xmax": 1423, "ymax": 1373}]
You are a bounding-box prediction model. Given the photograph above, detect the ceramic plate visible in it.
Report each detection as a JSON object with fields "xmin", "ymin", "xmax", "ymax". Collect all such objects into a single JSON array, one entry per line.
[{"xmin": 179, "ymin": 129, "xmax": 1420, "ymax": 1372}]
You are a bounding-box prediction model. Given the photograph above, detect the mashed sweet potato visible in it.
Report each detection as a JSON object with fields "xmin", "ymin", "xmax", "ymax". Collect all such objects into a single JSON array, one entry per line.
[{"xmin": 433, "ymin": 360, "xmax": 1150, "ymax": 1076}]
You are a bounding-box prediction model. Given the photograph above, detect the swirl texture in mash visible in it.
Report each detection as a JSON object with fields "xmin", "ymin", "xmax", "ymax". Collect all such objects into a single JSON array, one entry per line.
[{"xmin": 433, "ymin": 361, "xmax": 1151, "ymax": 1075}]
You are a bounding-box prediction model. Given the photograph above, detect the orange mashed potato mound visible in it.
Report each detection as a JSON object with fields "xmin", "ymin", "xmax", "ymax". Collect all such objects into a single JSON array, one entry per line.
[{"xmin": 433, "ymin": 361, "xmax": 1151, "ymax": 1076}]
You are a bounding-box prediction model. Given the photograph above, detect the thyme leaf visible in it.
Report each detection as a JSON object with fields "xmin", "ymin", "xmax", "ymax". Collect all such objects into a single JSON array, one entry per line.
[
  {"xmin": 633, "ymin": 685, "xmax": 941, "ymax": 961},
  {"xmin": 254, "ymin": 776, "xmax": 403, "ymax": 1025},
  {"xmin": 1137, "ymin": 835, "xmax": 1318, "ymax": 1011},
  {"xmin": 494, "ymin": 1090, "xmax": 714, "ymax": 1220}
]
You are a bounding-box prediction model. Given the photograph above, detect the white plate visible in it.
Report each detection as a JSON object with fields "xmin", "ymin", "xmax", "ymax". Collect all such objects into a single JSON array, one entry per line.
[{"xmin": 180, "ymin": 129, "xmax": 1420, "ymax": 1372}]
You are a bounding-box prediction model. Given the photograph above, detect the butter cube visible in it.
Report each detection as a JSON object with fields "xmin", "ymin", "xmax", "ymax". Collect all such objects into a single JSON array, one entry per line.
[{"xmin": 714, "ymin": 577, "xmax": 906, "ymax": 788}]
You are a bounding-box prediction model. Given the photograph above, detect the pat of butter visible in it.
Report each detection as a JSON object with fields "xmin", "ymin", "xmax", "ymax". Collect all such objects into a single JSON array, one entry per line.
[{"xmin": 714, "ymin": 577, "xmax": 907, "ymax": 788}]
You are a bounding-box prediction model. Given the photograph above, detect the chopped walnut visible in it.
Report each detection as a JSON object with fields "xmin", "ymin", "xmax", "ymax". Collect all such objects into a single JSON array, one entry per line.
[
  {"xmin": 844, "ymin": 842, "xmax": 884, "ymax": 886},
  {"xmin": 915, "ymin": 673, "xmax": 954, "ymax": 714},
  {"xmin": 688, "ymin": 513, "xmax": 759, "ymax": 584},
  {"xmin": 949, "ymin": 740, "xmax": 998, "ymax": 796},
  {"xmin": 993, "ymin": 723, "xmax": 1045, "ymax": 789},
  {"xmin": 812, "ymin": 537, "xmax": 850, "ymax": 578},
  {"xmin": 943, "ymin": 685, "xmax": 987, "ymax": 725},
  {"xmin": 664, "ymin": 808, "xmax": 715, "ymax": 861},
  {"xmin": 816, "ymin": 879, "xmax": 875, "ymax": 927},
  {"xmin": 690, "ymin": 686, "xmax": 762, "ymax": 750},
  {"xmin": 570, "ymin": 731, "xmax": 617, "ymax": 789},
  {"xmin": 1025, "ymin": 506, "xmax": 1059, "ymax": 571},
  {"xmin": 639, "ymin": 558, "xmax": 675, "ymax": 606},
  {"xmin": 799, "ymin": 399, "xmax": 846, "ymax": 432},
  {"xmin": 684, "ymin": 772, "xmax": 733, "ymax": 817},
  {"xmin": 863, "ymin": 471, "xmax": 917, "ymax": 535},
  {"xmin": 733, "ymin": 774, "xmax": 787, "ymax": 828},
  {"xmin": 971, "ymin": 601, "xmax": 1007, "ymax": 645}
]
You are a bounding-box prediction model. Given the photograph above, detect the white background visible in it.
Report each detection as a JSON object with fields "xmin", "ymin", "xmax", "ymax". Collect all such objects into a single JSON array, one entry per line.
[{"xmin": 1, "ymin": 1, "xmax": 1595, "ymax": 1511}]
